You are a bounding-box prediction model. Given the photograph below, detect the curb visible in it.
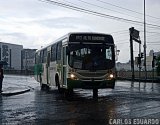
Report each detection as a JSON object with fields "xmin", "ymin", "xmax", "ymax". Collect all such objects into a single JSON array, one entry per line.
[{"xmin": 1, "ymin": 89, "xmax": 30, "ymax": 96}]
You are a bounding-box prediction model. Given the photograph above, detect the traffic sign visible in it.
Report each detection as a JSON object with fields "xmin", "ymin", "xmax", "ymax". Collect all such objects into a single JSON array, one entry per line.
[{"xmin": 132, "ymin": 29, "xmax": 139, "ymax": 39}]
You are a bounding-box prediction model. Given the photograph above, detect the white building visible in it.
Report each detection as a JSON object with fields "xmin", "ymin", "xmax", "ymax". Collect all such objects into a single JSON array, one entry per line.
[
  {"xmin": 116, "ymin": 61, "xmax": 139, "ymax": 71},
  {"xmin": 0, "ymin": 42, "xmax": 23, "ymax": 70},
  {"xmin": 145, "ymin": 50, "xmax": 160, "ymax": 71}
]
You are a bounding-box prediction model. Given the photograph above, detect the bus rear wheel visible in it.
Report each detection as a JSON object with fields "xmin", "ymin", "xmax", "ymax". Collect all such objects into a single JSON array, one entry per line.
[
  {"xmin": 41, "ymin": 83, "xmax": 45, "ymax": 90},
  {"xmin": 41, "ymin": 84, "xmax": 49, "ymax": 91}
]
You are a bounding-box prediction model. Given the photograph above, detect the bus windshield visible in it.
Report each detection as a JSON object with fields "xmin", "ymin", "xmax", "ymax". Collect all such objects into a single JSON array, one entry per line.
[{"xmin": 68, "ymin": 44, "xmax": 115, "ymax": 70}]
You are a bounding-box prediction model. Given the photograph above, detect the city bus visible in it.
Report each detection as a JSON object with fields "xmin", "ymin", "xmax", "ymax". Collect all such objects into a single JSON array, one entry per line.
[{"xmin": 34, "ymin": 32, "xmax": 116, "ymax": 97}]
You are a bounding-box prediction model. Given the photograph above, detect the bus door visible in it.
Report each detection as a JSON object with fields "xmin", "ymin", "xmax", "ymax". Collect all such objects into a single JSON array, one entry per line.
[
  {"xmin": 62, "ymin": 46, "xmax": 67, "ymax": 86},
  {"xmin": 47, "ymin": 51, "xmax": 51, "ymax": 85}
]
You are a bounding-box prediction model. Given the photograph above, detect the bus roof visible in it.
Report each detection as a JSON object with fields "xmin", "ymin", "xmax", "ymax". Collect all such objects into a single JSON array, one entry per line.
[{"xmin": 36, "ymin": 32, "xmax": 113, "ymax": 52}]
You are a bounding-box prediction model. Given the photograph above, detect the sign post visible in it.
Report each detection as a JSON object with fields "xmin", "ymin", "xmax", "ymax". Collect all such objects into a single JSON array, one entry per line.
[{"xmin": 129, "ymin": 27, "xmax": 141, "ymax": 81}]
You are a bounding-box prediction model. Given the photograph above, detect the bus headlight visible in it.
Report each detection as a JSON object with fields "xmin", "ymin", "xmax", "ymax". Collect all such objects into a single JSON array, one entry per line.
[
  {"xmin": 70, "ymin": 73, "xmax": 78, "ymax": 80},
  {"xmin": 109, "ymin": 74, "xmax": 114, "ymax": 79},
  {"xmin": 70, "ymin": 74, "xmax": 75, "ymax": 79}
]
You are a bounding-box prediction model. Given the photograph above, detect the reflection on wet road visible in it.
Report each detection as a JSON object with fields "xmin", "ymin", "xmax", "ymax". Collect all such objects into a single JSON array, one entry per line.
[{"xmin": 1, "ymin": 78, "xmax": 160, "ymax": 125}]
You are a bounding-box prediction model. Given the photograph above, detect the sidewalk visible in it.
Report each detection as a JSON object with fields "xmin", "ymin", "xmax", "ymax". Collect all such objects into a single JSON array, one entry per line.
[
  {"xmin": 1, "ymin": 75, "xmax": 38, "ymax": 96},
  {"xmin": 1, "ymin": 87, "xmax": 30, "ymax": 96}
]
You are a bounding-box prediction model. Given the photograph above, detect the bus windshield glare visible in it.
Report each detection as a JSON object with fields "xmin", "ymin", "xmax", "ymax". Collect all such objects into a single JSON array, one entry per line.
[{"xmin": 68, "ymin": 44, "xmax": 115, "ymax": 70}]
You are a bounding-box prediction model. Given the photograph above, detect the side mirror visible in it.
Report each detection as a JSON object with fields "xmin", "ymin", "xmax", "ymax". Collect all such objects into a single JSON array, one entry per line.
[{"xmin": 115, "ymin": 46, "xmax": 120, "ymax": 61}]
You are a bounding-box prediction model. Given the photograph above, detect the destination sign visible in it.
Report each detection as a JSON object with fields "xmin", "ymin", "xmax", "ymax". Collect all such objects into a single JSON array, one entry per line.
[
  {"xmin": 69, "ymin": 34, "xmax": 113, "ymax": 43},
  {"xmin": 75, "ymin": 35, "xmax": 105, "ymax": 41}
]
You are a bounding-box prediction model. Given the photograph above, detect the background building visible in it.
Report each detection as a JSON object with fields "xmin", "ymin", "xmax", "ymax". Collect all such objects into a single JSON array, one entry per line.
[
  {"xmin": 21, "ymin": 49, "xmax": 37, "ymax": 71},
  {"xmin": 116, "ymin": 61, "xmax": 139, "ymax": 71},
  {"xmin": 116, "ymin": 50, "xmax": 160, "ymax": 71},
  {"xmin": 0, "ymin": 42, "xmax": 23, "ymax": 70}
]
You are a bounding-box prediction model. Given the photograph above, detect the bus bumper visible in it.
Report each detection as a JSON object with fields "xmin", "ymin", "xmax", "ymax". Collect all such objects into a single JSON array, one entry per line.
[{"xmin": 67, "ymin": 78, "xmax": 115, "ymax": 89}]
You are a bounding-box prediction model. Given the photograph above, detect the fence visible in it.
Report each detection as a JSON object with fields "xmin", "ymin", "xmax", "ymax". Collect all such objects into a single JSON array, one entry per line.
[{"xmin": 116, "ymin": 70, "xmax": 160, "ymax": 82}]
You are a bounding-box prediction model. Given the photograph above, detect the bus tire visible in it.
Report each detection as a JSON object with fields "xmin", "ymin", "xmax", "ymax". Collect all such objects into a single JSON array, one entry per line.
[
  {"xmin": 64, "ymin": 89, "xmax": 73, "ymax": 98},
  {"xmin": 41, "ymin": 84, "xmax": 50, "ymax": 91},
  {"xmin": 111, "ymin": 81, "xmax": 115, "ymax": 89},
  {"xmin": 112, "ymin": 85, "xmax": 115, "ymax": 89},
  {"xmin": 41, "ymin": 83, "xmax": 45, "ymax": 90},
  {"xmin": 93, "ymin": 88, "xmax": 98, "ymax": 98}
]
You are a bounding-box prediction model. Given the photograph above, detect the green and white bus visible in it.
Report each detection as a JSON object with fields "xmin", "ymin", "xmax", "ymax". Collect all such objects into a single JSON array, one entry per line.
[{"xmin": 34, "ymin": 32, "xmax": 116, "ymax": 96}]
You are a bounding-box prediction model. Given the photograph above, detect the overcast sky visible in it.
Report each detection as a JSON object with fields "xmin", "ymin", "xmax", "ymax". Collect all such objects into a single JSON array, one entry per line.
[{"xmin": 0, "ymin": 0, "xmax": 160, "ymax": 62}]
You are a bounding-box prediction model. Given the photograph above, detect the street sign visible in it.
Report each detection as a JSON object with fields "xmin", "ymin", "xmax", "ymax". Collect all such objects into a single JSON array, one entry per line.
[
  {"xmin": 129, "ymin": 27, "xmax": 141, "ymax": 81},
  {"xmin": 132, "ymin": 29, "xmax": 139, "ymax": 39},
  {"xmin": 129, "ymin": 27, "xmax": 141, "ymax": 44}
]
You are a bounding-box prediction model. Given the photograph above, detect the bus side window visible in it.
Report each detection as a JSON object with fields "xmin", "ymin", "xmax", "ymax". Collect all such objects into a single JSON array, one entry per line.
[
  {"xmin": 35, "ymin": 53, "xmax": 40, "ymax": 64},
  {"xmin": 35, "ymin": 53, "xmax": 37, "ymax": 64},
  {"xmin": 47, "ymin": 52, "xmax": 51, "ymax": 66},
  {"xmin": 38, "ymin": 52, "xmax": 40, "ymax": 64},
  {"xmin": 40, "ymin": 51, "xmax": 43, "ymax": 63},
  {"xmin": 57, "ymin": 42, "xmax": 62, "ymax": 60},
  {"xmin": 42, "ymin": 49, "xmax": 47, "ymax": 63},
  {"xmin": 51, "ymin": 44, "xmax": 57, "ymax": 61}
]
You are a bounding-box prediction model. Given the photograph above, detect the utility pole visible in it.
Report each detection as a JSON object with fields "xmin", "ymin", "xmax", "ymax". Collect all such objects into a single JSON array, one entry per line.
[
  {"xmin": 138, "ymin": 43, "xmax": 142, "ymax": 82},
  {"xmin": 129, "ymin": 27, "xmax": 135, "ymax": 81},
  {"xmin": 144, "ymin": 0, "xmax": 147, "ymax": 80},
  {"xmin": 152, "ymin": 53, "xmax": 156, "ymax": 83}
]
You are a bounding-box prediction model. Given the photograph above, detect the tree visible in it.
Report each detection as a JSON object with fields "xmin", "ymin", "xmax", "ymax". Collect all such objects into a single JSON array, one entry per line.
[{"xmin": 156, "ymin": 55, "xmax": 160, "ymax": 76}]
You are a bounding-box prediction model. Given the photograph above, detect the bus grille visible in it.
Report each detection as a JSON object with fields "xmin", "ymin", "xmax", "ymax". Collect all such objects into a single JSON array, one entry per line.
[{"xmin": 77, "ymin": 72, "xmax": 106, "ymax": 78}]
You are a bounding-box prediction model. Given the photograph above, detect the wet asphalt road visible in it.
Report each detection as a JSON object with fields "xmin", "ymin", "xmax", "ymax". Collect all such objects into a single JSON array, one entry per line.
[{"xmin": 0, "ymin": 75, "xmax": 160, "ymax": 125}]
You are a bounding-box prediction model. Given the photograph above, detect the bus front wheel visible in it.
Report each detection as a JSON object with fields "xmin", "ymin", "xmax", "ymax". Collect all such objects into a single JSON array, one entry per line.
[
  {"xmin": 41, "ymin": 84, "xmax": 49, "ymax": 91},
  {"xmin": 41, "ymin": 83, "xmax": 45, "ymax": 90},
  {"xmin": 111, "ymin": 81, "xmax": 115, "ymax": 89},
  {"xmin": 93, "ymin": 88, "xmax": 98, "ymax": 98},
  {"xmin": 64, "ymin": 89, "xmax": 73, "ymax": 98}
]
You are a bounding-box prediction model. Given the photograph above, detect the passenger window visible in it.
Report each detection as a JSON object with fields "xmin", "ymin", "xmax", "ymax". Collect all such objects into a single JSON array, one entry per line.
[
  {"xmin": 42, "ymin": 49, "xmax": 47, "ymax": 63},
  {"xmin": 51, "ymin": 44, "xmax": 57, "ymax": 61},
  {"xmin": 57, "ymin": 42, "xmax": 62, "ymax": 60}
]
